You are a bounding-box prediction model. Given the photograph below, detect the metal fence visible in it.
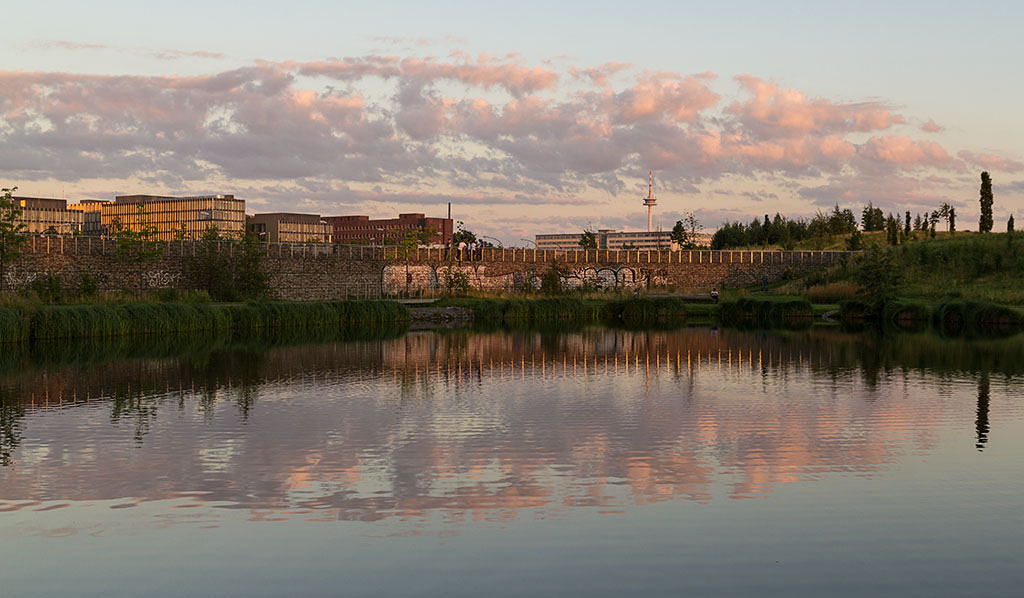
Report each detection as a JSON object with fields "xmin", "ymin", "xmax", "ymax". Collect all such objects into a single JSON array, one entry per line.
[{"xmin": 19, "ymin": 234, "xmax": 854, "ymax": 265}]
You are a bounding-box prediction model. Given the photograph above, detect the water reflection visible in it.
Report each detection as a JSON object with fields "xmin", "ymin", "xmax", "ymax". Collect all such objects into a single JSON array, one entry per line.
[
  {"xmin": 976, "ymin": 373, "xmax": 990, "ymax": 451},
  {"xmin": 1, "ymin": 327, "xmax": 1021, "ymax": 529}
]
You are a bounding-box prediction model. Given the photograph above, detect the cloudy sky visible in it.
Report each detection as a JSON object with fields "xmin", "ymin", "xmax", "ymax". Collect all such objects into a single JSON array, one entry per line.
[{"xmin": 3, "ymin": 1, "xmax": 1023, "ymax": 242}]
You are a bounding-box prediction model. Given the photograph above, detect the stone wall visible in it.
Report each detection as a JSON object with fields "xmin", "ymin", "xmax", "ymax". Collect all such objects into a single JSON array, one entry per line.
[{"xmin": 4, "ymin": 236, "xmax": 852, "ymax": 300}]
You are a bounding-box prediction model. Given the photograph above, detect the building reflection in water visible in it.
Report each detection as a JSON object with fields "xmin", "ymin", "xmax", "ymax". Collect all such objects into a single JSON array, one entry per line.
[{"xmin": 0, "ymin": 327, "xmax": 1019, "ymax": 529}]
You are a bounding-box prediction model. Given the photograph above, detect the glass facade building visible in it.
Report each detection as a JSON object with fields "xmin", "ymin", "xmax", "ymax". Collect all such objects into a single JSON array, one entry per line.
[
  {"xmin": 12, "ymin": 197, "xmax": 84, "ymax": 234},
  {"xmin": 249, "ymin": 213, "xmax": 332, "ymax": 243},
  {"xmin": 102, "ymin": 195, "xmax": 246, "ymax": 240}
]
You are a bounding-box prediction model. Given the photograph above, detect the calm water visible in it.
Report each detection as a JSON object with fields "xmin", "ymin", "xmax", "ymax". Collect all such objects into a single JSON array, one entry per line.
[{"xmin": 1, "ymin": 326, "xmax": 1023, "ymax": 597}]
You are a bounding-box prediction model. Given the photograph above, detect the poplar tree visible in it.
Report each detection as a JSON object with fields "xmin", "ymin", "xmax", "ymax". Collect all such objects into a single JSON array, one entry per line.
[{"xmin": 979, "ymin": 172, "xmax": 994, "ymax": 233}]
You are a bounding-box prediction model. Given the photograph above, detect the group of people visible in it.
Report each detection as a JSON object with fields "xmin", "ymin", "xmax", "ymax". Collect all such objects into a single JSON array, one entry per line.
[{"xmin": 446, "ymin": 240, "xmax": 482, "ymax": 260}]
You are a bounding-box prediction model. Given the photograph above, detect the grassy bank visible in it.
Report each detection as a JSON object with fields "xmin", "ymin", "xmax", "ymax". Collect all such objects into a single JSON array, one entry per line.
[
  {"xmin": 0, "ymin": 299, "xmax": 410, "ymax": 343},
  {"xmin": 784, "ymin": 232, "xmax": 1024, "ymax": 306},
  {"xmin": 719, "ymin": 296, "xmax": 813, "ymax": 328},
  {"xmin": 839, "ymin": 297, "xmax": 1022, "ymax": 332}
]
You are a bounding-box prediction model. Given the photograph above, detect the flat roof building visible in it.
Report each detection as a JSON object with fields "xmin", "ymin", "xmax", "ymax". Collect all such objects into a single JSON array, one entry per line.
[
  {"xmin": 103, "ymin": 194, "xmax": 246, "ymax": 240},
  {"xmin": 249, "ymin": 213, "xmax": 331, "ymax": 243},
  {"xmin": 68, "ymin": 200, "xmax": 110, "ymax": 236},
  {"xmin": 535, "ymin": 229, "xmax": 712, "ymax": 251},
  {"xmin": 324, "ymin": 213, "xmax": 453, "ymax": 245},
  {"xmin": 12, "ymin": 197, "xmax": 84, "ymax": 234}
]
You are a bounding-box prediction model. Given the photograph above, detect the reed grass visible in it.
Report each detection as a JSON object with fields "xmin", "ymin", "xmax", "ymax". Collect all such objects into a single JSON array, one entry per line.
[
  {"xmin": 0, "ymin": 307, "xmax": 29, "ymax": 343},
  {"xmin": 1, "ymin": 300, "xmax": 409, "ymax": 343}
]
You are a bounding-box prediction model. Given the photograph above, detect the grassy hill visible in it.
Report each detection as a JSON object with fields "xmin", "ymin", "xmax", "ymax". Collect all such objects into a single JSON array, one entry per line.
[{"xmin": 778, "ymin": 231, "xmax": 1024, "ymax": 306}]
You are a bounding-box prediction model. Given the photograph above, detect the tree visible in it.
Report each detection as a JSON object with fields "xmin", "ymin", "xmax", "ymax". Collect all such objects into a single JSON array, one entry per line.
[
  {"xmin": 1009, "ymin": 214, "xmax": 1015, "ymax": 233},
  {"xmin": 452, "ymin": 220, "xmax": 476, "ymax": 245},
  {"xmin": 904, "ymin": 211, "xmax": 911, "ymax": 235},
  {"xmin": 189, "ymin": 226, "xmax": 232, "ymax": 299},
  {"xmin": 0, "ymin": 187, "xmax": 27, "ymax": 293},
  {"xmin": 578, "ymin": 226, "xmax": 597, "ymax": 249},
  {"xmin": 540, "ymin": 261, "xmax": 564, "ymax": 295},
  {"xmin": 979, "ymin": 171, "xmax": 994, "ymax": 233},
  {"xmin": 111, "ymin": 202, "xmax": 165, "ymax": 265},
  {"xmin": 397, "ymin": 229, "xmax": 420, "ymax": 296},
  {"xmin": 846, "ymin": 227, "xmax": 863, "ymax": 250},
  {"xmin": 233, "ymin": 231, "xmax": 270, "ymax": 300},
  {"xmin": 416, "ymin": 225, "xmax": 436, "ymax": 246},
  {"xmin": 949, "ymin": 207, "xmax": 956, "ymax": 234},
  {"xmin": 885, "ymin": 214, "xmax": 900, "ymax": 246},
  {"xmin": 670, "ymin": 211, "xmax": 703, "ymax": 249},
  {"xmin": 854, "ymin": 243, "xmax": 903, "ymax": 315},
  {"xmin": 861, "ymin": 202, "xmax": 884, "ymax": 232}
]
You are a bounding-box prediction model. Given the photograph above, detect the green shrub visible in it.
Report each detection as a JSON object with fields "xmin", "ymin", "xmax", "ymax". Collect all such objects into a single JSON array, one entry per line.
[
  {"xmin": 720, "ymin": 296, "xmax": 812, "ymax": 326},
  {"xmin": 882, "ymin": 299, "xmax": 930, "ymax": 325}
]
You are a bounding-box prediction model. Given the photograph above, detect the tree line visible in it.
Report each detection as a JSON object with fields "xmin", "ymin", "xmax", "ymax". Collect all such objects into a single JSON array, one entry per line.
[{"xmin": 710, "ymin": 171, "xmax": 1012, "ymax": 250}]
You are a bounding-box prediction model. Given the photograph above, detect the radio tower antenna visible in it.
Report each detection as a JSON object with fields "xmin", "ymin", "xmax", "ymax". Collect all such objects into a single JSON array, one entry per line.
[{"xmin": 642, "ymin": 171, "xmax": 658, "ymax": 232}]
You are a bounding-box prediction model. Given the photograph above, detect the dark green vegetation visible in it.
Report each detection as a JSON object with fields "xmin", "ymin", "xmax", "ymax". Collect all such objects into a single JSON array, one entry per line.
[
  {"xmin": 979, "ymin": 171, "xmax": 994, "ymax": 233},
  {"xmin": 188, "ymin": 228, "xmax": 271, "ymax": 301},
  {"xmin": 437, "ymin": 297, "xmax": 718, "ymax": 327},
  {"xmin": 712, "ymin": 205, "xmax": 858, "ymax": 250},
  {"xmin": 671, "ymin": 211, "xmax": 703, "ymax": 249},
  {"xmin": 719, "ymin": 296, "xmax": 813, "ymax": 327},
  {"xmin": 0, "ymin": 300, "xmax": 409, "ymax": 343},
  {"xmin": 0, "ymin": 187, "xmax": 27, "ymax": 293},
  {"xmin": 788, "ymin": 232, "xmax": 1024, "ymax": 309}
]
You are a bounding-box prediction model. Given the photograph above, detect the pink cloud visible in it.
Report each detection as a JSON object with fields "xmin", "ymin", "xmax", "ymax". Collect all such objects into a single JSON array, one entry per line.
[
  {"xmin": 730, "ymin": 75, "xmax": 904, "ymax": 138},
  {"xmin": 957, "ymin": 150, "xmax": 1024, "ymax": 173},
  {"xmin": 858, "ymin": 136, "xmax": 953, "ymax": 168},
  {"xmin": 0, "ymin": 54, "xmax": 1000, "ymax": 218},
  {"xmin": 920, "ymin": 119, "xmax": 944, "ymax": 133},
  {"xmin": 569, "ymin": 62, "xmax": 632, "ymax": 87},
  {"xmin": 610, "ymin": 72, "xmax": 719, "ymax": 125},
  {"xmin": 289, "ymin": 55, "xmax": 558, "ymax": 97}
]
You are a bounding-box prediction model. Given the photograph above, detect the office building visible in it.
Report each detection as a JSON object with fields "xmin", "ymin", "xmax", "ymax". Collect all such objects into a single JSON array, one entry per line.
[
  {"xmin": 249, "ymin": 213, "xmax": 332, "ymax": 243},
  {"xmin": 324, "ymin": 213, "xmax": 453, "ymax": 245},
  {"xmin": 11, "ymin": 197, "xmax": 84, "ymax": 234},
  {"xmin": 535, "ymin": 229, "xmax": 712, "ymax": 251},
  {"xmin": 102, "ymin": 194, "xmax": 246, "ymax": 240},
  {"xmin": 68, "ymin": 200, "xmax": 110, "ymax": 236}
]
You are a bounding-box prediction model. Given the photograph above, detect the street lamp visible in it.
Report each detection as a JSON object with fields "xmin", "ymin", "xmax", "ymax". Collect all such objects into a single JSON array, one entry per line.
[{"xmin": 480, "ymin": 235, "xmax": 504, "ymax": 248}]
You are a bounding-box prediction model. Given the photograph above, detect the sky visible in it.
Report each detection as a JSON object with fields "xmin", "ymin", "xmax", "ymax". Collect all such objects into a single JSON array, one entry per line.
[{"xmin": 3, "ymin": 0, "xmax": 1023, "ymax": 243}]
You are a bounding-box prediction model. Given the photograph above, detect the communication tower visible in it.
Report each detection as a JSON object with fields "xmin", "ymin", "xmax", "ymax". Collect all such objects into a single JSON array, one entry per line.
[{"xmin": 643, "ymin": 171, "xmax": 657, "ymax": 232}]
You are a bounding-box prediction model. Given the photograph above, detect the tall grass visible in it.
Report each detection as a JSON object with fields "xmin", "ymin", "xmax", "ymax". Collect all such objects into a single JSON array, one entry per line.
[
  {"xmin": 1, "ymin": 300, "xmax": 409, "ymax": 342},
  {"xmin": 0, "ymin": 307, "xmax": 29, "ymax": 343},
  {"xmin": 31, "ymin": 303, "xmax": 233, "ymax": 340},
  {"xmin": 225, "ymin": 300, "xmax": 409, "ymax": 334}
]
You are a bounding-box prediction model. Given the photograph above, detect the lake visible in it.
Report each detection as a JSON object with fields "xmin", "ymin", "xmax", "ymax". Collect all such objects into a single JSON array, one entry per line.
[{"xmin": 2, "ymin": 326, "xmax": 1023, "ymax": 597}]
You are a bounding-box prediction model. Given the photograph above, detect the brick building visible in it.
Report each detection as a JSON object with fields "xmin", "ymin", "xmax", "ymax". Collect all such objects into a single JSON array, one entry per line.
[
  {"xmin": 249, "ymin": 213, "xmax": 332, "ymax": 243},
  {"xmin": 324, "ymin": 213, "xmax": 453, "ymax": 245}
]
